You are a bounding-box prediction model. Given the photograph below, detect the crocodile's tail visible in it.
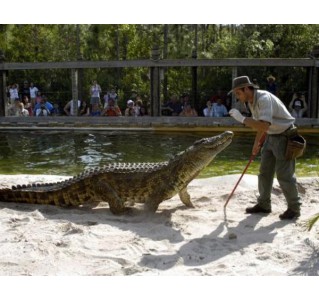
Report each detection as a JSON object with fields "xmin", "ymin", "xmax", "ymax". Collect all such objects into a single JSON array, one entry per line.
[
  {"xmin": 0, "ymin": 188, "xmax": 58, "ymax": 206},
  {"xmin": 0, "ymin": 187, "xmax": 85, "ymax": 207}
]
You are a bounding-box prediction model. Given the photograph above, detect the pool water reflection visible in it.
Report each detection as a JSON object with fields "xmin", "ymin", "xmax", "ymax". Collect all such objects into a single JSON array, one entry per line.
[{"xmin": 0, "ymin": 131, "xmax": 318, "ymax": 177}]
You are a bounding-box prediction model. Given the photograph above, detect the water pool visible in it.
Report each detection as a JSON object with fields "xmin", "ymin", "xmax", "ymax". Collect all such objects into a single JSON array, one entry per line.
[{"xmin": 0, "ymin": 130, "xmax": 318, "ymax": 177}]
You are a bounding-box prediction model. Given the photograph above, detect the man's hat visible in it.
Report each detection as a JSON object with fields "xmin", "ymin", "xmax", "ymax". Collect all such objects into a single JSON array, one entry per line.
[
  {"xmin": 267, "ymin": 75, "xmax": 276, "ymax": 81},
  {"xmin": 228, "ymin": 76, "xmax": 259, "ymax": 94}
]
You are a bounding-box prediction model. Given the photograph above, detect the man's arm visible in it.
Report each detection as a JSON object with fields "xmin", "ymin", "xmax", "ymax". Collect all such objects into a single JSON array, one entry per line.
[
  {"xmin": 64, "ymin": 102, "xmax": 71, "ymax": 115},
  {"xmin": 243, "ymin": 118, "xmax": 270, "ymax": 132},
  {"xmin": 243, "ymin": 118, "xmax": 269, "ymax": 155}
]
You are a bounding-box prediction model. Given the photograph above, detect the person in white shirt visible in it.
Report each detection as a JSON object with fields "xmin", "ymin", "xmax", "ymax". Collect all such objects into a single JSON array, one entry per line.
[
  {"xmin": 229, "ymin": 76, "xmax": 301, "ymax": 220},
  {"xmin": 8, "ymin": 84, "xmax": 19, "ymax": 116},
  {"xmin": 9, "ymin": 84, "xmax": 19, "ymax": 102},
  {"xmin": 90, "ymin": 80, "xmax": 102, "ymax": 105},
  {"xmin": 203, "ymin": 100, "xmax": 213, "ymax": 117},
  {"xmin": 18, "ymin": 102, "xmax": 30, "ymax": 117},
  {"xmin": 29, "ymin": 82, "xmax": 39, "ymax": 108},
  {"xmin": 211, "ymin": 98, "xmax": 229, "ymax": 117}
]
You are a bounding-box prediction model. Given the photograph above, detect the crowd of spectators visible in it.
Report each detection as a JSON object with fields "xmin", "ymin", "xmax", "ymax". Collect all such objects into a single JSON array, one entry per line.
[{"xmin": 5, "ymin": 75, "xmax": 309, "ymax": 118}]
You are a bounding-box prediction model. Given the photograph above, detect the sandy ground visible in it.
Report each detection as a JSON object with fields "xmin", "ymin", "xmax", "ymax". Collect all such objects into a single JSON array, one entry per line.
[{"xmin": 1, "ymin": 173, "xmax": 318, "ymax": 279}]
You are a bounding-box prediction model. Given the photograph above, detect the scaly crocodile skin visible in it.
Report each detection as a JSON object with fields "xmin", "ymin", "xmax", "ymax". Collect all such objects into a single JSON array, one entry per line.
[{"xmin": 0, "ymin": 131, "xmax": 233, "ymax": 214}]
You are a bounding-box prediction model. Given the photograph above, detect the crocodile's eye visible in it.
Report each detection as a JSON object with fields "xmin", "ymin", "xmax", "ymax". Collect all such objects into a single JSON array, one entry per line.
[{"xmin": 193, "ymin": 139, "xmax": 205, "ymax": 146}]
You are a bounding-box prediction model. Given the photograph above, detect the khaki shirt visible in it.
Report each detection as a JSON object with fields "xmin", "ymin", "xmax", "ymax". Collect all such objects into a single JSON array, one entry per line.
[{"xmin": 249, "ymin": 90, "xmax": 295, "ymax": 134}]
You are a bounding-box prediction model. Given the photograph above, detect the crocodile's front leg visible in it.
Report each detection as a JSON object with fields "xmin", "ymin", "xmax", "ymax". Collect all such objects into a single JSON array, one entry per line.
[
  {"xmin": 144, "ymin": 198, "xmax": 162, "ymax": 213},
  {"xmin": 179, "ymin": 187, "xmax": 195, "ymax": 208}
]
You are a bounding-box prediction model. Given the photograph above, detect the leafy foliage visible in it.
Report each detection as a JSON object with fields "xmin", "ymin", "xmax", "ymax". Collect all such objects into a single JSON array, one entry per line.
[
  {"xmin": 307, "ymin": 213, "xmax": 319, "ymax": 231},
  {"xmin": 1, "ymin": 24, "xmax": 319, "ymax": 108}
]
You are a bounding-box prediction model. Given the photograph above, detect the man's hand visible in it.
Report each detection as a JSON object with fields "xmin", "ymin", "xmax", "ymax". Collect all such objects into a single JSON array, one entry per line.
[{"xmin": 229, "ymin": 108, "xmax": 246, "ymax": 124}]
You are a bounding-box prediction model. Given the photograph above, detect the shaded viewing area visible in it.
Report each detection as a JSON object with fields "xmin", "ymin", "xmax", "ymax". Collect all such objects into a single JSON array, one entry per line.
[{"xmin": 1, "ymin": 51, "xmax": 319, "ymax": 132}]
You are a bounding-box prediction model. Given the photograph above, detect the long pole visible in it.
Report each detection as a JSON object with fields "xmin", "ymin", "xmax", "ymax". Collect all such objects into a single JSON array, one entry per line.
[
  {"xmin": 224, "ymin": 133, "xmax": 267, "ymax": 209},
  {"xmin": 224, "ymin": 154, "xmax": 256, "ymax": 209}
]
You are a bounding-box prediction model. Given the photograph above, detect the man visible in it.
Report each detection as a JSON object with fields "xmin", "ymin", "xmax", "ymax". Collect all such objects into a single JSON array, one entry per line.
[
  {"xmin": 266, "ymin": 75, "xmax": 278, "ymax": 96},
  {"xmin": 212, "ymin": 98, "xmax": 229, "ymax": 117},
  {"xmin": 64, "ymin": 99, "xmax": 81, "ymax": 116},
  {"xmin": 289, "ymin": 92, "xmax": 307, "ymax": 118},
  {"xmin": 90, "ymin": 80, "xmax": 102, "ymax": 105},
  {"xmin": 228, "ymin": 76, "xmax": 301, "ymax": 220}
]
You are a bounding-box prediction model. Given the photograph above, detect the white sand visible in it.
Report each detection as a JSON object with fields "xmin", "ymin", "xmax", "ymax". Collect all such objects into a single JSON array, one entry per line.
[
  {"xmin": 1, "ymin": 174, "xmax": 318, "ymax": 300},
  {"xmin": 0, "ymin": 175, "xmax": 319, "ymax": 300},
  {"xmin": 1, "ymin": 174, "xmax": 318, "ymax": 278}
]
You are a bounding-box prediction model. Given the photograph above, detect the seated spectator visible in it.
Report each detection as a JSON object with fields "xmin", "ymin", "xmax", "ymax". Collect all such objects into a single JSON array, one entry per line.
[
  {"xmin": 134, "ymin": 98, "xmax": 147, "ymax": 116},
  {"xmin": 8, "ymin": 100, "xmax": 23, "ymax": 116},
  {"xmin": 17, "ymin": 102, "xmax": 30, "ymax": 117},
  {"xmin": 179, "ymin": 104, "xmax": 198, "ymax": 117},
  {"xmin": 64, "ymin": 99, "xmax": 82, "ymax": 116},
  {"xmin": 212, "ymin": 98, "xmax": 229, "ymax": 117},
  {"xmin": 203, "ymin": 100, "xmax": 213, "ymax": 117},
  {"xmin": 35, "ymin": 103, "xmax": 50, "ymax": 116},
  {"xmin": 289, "ymin": 92, "xmax": 307, "ymax": 118},
  {"xmin": 7, "ymin": 102, "xmax": 17, "ymax": 116},
  {"xmin": 161, "ymin": 95, "xmax": 182, "ymax": 116},
  {"xmin": 90, "ymin": 103, "xmax": 102, "ymax": 116},
  {"xmin": 35, "ymin": 91, "xmax": 42, "ymax": 105},
  {"xmin": 181, "ymin": 92, "xmax": 190, "ymax": 108},
  {"xmin": 21, "ymin": 96, "xmax": 32, "ymax": 116},
  {"xmin": 33, "ymin": 96, "xmax": 54, "ymax": 116},
  {"xmin": 101, "ymin": 98, "xmax": 122, "ymax": 116},
  {"xmin": 79, "ymin": 101, "xmax": 90, "ymax": 116},
  {"xmin": 125, "ymin": 99, "xmax": 136, "ymax": 116}
]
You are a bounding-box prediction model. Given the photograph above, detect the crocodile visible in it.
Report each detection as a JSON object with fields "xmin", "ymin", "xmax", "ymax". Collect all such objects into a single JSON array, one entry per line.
[{"xmin": 0, "ymin": 131, "xmax": 233, "ymax": 214}]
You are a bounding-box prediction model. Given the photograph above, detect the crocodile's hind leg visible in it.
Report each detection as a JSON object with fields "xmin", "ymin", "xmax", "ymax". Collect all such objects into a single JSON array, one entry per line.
[
  {"xmin": 94, "ymin": 180, "xmax": 130, "ymax": 215},
  {"xmin": 179, "ymin": 187, "xmax": 195, "ymax": 208}
]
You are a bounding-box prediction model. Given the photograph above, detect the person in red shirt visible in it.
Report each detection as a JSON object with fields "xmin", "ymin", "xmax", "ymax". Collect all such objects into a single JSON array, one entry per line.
[{"xmin": 101, "ymin": 98, "xmax": 122, "ymax": 116}]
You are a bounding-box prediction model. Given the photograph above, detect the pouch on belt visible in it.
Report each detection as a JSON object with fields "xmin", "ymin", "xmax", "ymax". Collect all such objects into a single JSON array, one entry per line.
[{"xmin": 285, "ymin": 128, "xmax": 306, "ymax": 160}]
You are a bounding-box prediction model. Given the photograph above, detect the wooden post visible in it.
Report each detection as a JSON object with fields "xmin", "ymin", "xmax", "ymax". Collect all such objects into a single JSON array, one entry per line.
[
  {"xmin": 150, "ymin": 46, "xmax": 161, "ymax": 116},
  {"xmin": 192, "ymin": 25, "xmax": 198, "ymax": 110},
  {"xmin": 307, "ymin": 67, "xmax": 311, "ymax": 117},
  {"xmin": 0, "ymin": 50, "xmax": 7, "ymax": 117},
  {"xmin": 163, "ymin": 25, "xmax": 168, "ymax": 103},
  {"xmin": 311, "ymin": 66, "xmax": 318, "ymax": 118},
  {"xmin": 191, "ymin": 49, "xmax": 198, "ymax": 110},
  {"xmin": 310, "ymin": 45, "xmax": 319, "ymax": 118},
  {"xmin": 76, "ymin": 24, "xmax": 84, "ymax": 102},
  {"xmin": 231, "ymin": 67, "xmax": 238, "ymax": 108},
  {"xmin": 71, "ymin": 68, "xmax": 79, "ymax": 115}
]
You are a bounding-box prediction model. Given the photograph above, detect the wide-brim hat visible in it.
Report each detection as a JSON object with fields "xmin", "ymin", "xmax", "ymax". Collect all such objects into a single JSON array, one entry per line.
[
  {"xmin": 228, "ymin": 76, "xmax": 259, "ymax": 94},
  {"xmin": 267, "ymin": 75, "xmax": 276, "ymax": 81}
]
